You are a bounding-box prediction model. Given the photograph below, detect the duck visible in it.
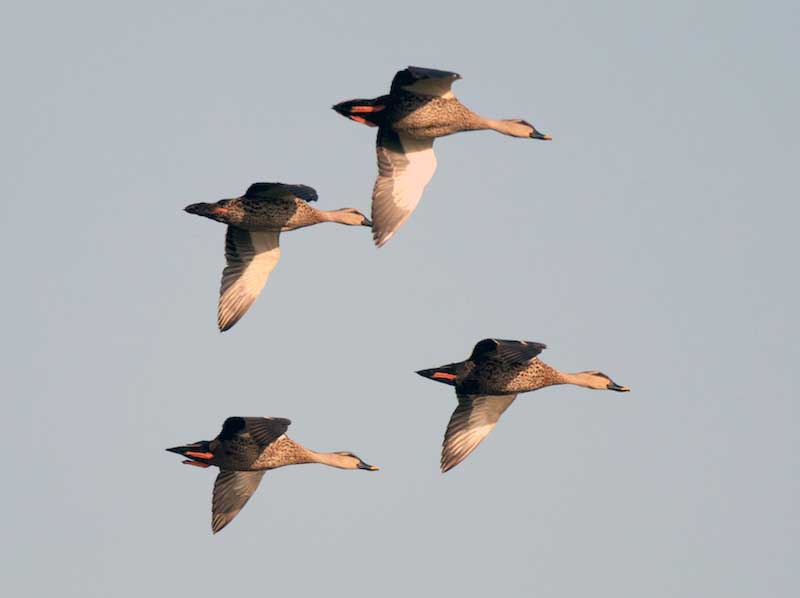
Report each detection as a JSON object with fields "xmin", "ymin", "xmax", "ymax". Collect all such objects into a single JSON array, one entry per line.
[
  {"xmin": 167, "ymin": 416, "xmax": 379, "ymax": 533},
  {"xmin": 417, "ymin": 338, "xmax": 630, "ymax": 472},
  {"xmin": 185, "ymin": 182, "xmax": 371, "ymax": 331},
  {"xmin": 333, "ymin": 66, "xmax": 551, "ymax": 247}
]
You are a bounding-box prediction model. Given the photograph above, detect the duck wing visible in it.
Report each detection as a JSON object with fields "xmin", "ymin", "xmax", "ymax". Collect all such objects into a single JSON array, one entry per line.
[
  {"xmin": 469, "ymin": 338, "xmax": 547, "ymax": 366},
  {"xmin": 218, "ymin": 227, "xmax": 281, "ymax": 331},
  {"xmin": 441, "ymin": 394, "xmax": 517, "ymax": 472},
  {"xmin": 209, "ymin": 416, "xmax": 291, "ymax": 471},
  {"xmin": 211, "ymin": 470, "xmax": 266, "ymax": 533},
  {"xmin": 244, "ymin": 182, "xmax": 318, "ymax": 203},
  {"xmin": 390, "ymin": 66, "xmax": 462, "ymax": 97},
  {"xmin": 217, "ymin": 416, "xmax": 291, "ymax": 447},
  {"xmin": 371, "ymin": 127, "xmax": 437, "ymax": 246}
]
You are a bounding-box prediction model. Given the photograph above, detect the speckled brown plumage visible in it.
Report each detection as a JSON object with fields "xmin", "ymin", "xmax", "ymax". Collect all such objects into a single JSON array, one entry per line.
[
  {"xmin": 166, "ymin": 417, "xmax": 378, "ymax": 533},
  {"xmin": 248, "ymin": 435, "xmax": 315, "ymax": 470},
  {"xmin": 417, "ymin": 338, "xmax": 631, "ymax": 472},
  {"xmin": 385, "ymin": 91, "xmax": 485, "ymax": 139},
  {"xmin": 457, "ymin": 356, "xmax": 566, "ymax": 395},
  {"xmin": 216, "ymin": 195, "xmax": 326, "ymax": 231}
]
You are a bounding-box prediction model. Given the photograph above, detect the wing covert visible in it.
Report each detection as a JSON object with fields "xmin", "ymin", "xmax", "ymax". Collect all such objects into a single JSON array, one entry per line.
[{"xmin": 441, "ymin": 394, "xmax": 517, "ymax": 472}]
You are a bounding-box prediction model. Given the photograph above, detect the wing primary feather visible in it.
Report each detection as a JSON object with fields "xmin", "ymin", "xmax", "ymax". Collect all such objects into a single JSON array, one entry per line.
[
  {"xmin": 211, "ymin": 470, "xmax": 266, "ymax": 533},
  {"xmin": 217, "ymin": 228, "xmax": 281, "ymax": 331},
  {"xmin": 440, "ymin": 394, "xmax": 517, "ymax": 472},
  {"xmin": 371, "ymin": 129, "xmax": 436, "ymax": 246}
]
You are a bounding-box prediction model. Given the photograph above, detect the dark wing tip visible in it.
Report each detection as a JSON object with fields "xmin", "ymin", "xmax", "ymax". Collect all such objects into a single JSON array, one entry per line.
[
  {"xmin": 440, "ymin": 455, "xmax": 462, "ymax": 473},
  {"xmin": 212, "ymin": 515, "xmax": 228, "ymax": 534},
  {"xmin": 218, "ymin": 316, "xmax": 238, "ymax": 332},
  {"xmin": 243, "ymin": 182, "xmax": 318, "ymax": 203}
]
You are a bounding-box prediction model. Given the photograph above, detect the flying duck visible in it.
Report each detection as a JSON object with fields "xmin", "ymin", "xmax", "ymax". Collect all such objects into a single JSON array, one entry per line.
[
  {"xmin": 167, "ymin": 416, "xmax": 379, "ymax": 533},
  {"xmin": 185, "ymin": 182, "xmax": 370, "ymax": 331},
  {"xmin": 333, "ymin": 66, "xmax": 550, "ymax": 246},
  {"xmin": 417, "ymin": 338, "xmax": 629, "ymax": 472}
]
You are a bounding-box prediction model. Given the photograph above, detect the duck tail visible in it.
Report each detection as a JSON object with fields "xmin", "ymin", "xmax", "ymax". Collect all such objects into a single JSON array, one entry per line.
[
  {"xmin": 332, "ymin": 95, "xmax": 390, "ymax": 127},
  {"xmin": 416, "ymin": 364, "xmax": 460, "ymax": 387},
  {"xmin": 166, "ymin": 441, "xmax": 214, "ymax": 467},
  {"xmin": 184, "ymin": 201, "xmax": 231, "ymax": 222}
]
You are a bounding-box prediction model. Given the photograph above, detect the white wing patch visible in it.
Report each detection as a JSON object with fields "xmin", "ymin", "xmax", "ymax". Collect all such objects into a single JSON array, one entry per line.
[
  {"xmin": 372, "ymin": 130, "xmax": 437, "ymax": 247},
  {"xmin": 401, "ymin": 78, "xmax": 456, "ymax": 98},
  {"xmin": 218, "ymin": 227, "xmax": 281, "ymax": 331}
]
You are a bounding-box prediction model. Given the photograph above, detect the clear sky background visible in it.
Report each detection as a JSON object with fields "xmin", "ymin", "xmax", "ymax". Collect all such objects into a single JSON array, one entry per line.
[{"xmin": 5, "ymin": 1, "xmax": 798, "ymax": 596}]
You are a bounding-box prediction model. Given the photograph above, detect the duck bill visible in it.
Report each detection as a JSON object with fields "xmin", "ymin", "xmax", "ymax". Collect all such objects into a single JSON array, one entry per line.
[
  {"xmin": 530, "ymin": 128, "xmax": 552, "ymax": 140},
  {"xmin": 357, "ymin": 461, "xmax": 380, "ymax": 471},
  {"xmin": 607, "ymin": 382, "xmax": 630, "ymax": 392}
]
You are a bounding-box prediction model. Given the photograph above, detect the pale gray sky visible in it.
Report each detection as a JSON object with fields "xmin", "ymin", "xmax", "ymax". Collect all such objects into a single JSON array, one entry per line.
[{"xmin": 5, "ymin": 1, "xmax": 799, "ymax": 597}]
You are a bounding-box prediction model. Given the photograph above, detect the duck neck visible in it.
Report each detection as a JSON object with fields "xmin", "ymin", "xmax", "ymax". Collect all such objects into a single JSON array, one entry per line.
[
  {"xmin": 319, "ymin": 209, "xmax": 365, "ymax": 226},
  {"xmin": 305, "ymin": 450, "xmax": 358, "ymax": 470},
  {"xmin": 478, "ymin": 118, "xmax": 532, "ymax": 138},
  {"xmin": 555, "ymin": 370, "xmax": 601, "ymax": 389}
]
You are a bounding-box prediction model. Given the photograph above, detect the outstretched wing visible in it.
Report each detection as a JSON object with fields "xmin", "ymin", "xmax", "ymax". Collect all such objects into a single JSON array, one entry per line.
[
  {"xmin": 244, "ymin": 183, "xmax": 318, "ymax": 203},
  {"xmin": 390, "ymin": 66, "xmax": 462, "ymax": 97},
  {"xmin": 441, "ymin": 394, "xmax": 517, "ymax": 472},
  {"xmin": 371, "ymin": 127, "xmax": 437, "ymax": 247},
  {"xmin": 218, "ymin": 227, "xmax": 281, "ymax": 331},
  {"xmin": 218, "ymin": 417, "xmax": 291, "ymax": 448},
  {"xmin": 211, "ymin": 470, "xmax": 266, "ymax": 534},
  {"xmin": 469, "ymin": 338, "xmax": 547, "ymax": 366}
]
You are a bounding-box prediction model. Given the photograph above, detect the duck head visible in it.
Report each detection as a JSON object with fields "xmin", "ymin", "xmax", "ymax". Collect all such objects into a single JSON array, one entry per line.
[
  {"xmin": 333, "ymin": 451, "xmax": 380, "ymax": 471},
  {"xmin": 576, "ymin": 371, "xmax": 630, "ymax": 391}
]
